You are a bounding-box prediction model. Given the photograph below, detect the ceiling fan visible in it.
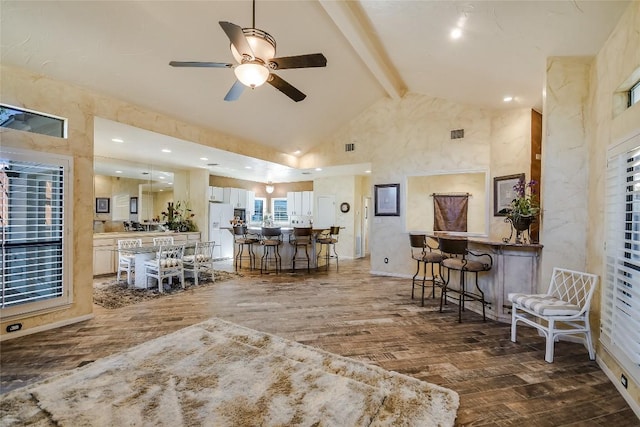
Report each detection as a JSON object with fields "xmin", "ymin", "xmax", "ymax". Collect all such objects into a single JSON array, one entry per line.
[{"xmin": 169, "ymin": 0, "xmax": 327, "ymax": 102}]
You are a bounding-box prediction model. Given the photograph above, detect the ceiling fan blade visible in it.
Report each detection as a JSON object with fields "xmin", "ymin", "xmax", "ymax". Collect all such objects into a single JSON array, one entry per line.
[
  {"xmin": 169, "ymin": 61, "xmax": 232, "ymax": 68},
  {"xmin": 269, "ymin": 53, "xmax": 327, "ymax": 70},
  {"xmin": 267, "ymin": 73, "xmax": 306, "ymax": 102},
  {"xmin": 224, "ymin": 80, "xmax": 246, "ymax": 102},
  {"xmin": 219, "ymin": 21, "xmax": 254, "ymax": 60}
]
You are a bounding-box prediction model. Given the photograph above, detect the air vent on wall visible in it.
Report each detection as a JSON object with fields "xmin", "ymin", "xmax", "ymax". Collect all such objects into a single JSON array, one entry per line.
[
  {"xmin": 450, "ymin": 129, "xmax": 464, "ymax": 139},
  {"xmin": 345, "ymin": 143, "xmax": 355, "ymax": 152}
]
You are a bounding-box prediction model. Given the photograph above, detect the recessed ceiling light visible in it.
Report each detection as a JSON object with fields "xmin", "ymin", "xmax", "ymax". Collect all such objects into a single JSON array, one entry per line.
[
  {"xmin": 294, "ymin": 150, "xmax": 301, "ymax": 155},
  {"xmin": 315, "ymin": 168, "xmax": 322, "ymax": 172},
  {"xmin": 162, "ymin": 149, "xmax": 171, "ymax": 153},
  {"xmin": 158, "ymin": 176, "xmax": 165, "ymax": 179},
  {"xmin": 115, "ymin": 170, "xmax": 122, "ymax": 174},
  {"xmin": 200, "ymin": 157, "xmax": 208, "ymax": 161},
  {"xmin": 245, "ymin": 166, "xmax": 252, "ymax": 169},
  {"xmin": 503, "ymin": 96, "xmax": 513, "ymax": 102},
  {"xmin": 159, "ymin": 189, "xmax": 164, "ymax": 192},
  {"xmin": 111, "ymin": 138, "xmax": 124, "ymax": 143},
  {"xmin": 365, "ymin": 170, "xmax": 371, "ymax": 174},
  {"xmin": 450, "ymin": 28, "xmax": 463, "ymax": 40},
  {"xmin": 168, "ymin": 182, "xmax": 173, "ymax": 185}
]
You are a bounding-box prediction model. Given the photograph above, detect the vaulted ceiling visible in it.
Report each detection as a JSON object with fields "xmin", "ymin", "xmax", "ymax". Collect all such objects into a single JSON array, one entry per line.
[{"xmin": 0, "ymin": 0, "xmax": 630, "ymax": 182}]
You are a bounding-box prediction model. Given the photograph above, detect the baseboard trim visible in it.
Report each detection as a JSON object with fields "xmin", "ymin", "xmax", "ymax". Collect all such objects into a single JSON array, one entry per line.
[
  {"xmin": 369, "ymin": 270, "xmax": 413, "ymax": 279},
  {"xmin": 597, "ymin": 356, "xmax": 640, "ymax": 419},
  {"xmin": 1, "ymin": 313, "xmax": 94, "ymax": 342}
]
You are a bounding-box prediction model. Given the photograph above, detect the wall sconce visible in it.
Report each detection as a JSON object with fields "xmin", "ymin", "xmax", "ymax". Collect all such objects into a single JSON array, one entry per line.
[{"xmin": 265, "ymin": 182, "xmax": 274, "ymax": 194}]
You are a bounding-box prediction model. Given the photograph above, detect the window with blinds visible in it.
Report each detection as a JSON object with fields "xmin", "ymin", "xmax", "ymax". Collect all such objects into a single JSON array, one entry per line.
[
  {"xmin": 603, "ymin": 134, "xmax": 640, "ymax": 384},
  {"xmin": 272, "ymin": 198, "xmax": 288, "ymax": 223},
  {"xmin": 1, "ymin": 150, "xmax": 72, "ymax": 316}
]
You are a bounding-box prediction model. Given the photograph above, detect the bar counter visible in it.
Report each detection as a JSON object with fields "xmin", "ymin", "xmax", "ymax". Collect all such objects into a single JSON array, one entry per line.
[{"xmin": 425, "ymin": 232, "xmax": 543, "ymax": 323}]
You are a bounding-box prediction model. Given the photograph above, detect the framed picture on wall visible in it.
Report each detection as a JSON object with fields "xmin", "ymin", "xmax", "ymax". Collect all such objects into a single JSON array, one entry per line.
[
  {"xmin": 96, "ymin": 197, "xmax": 110, "ymax": 214},
  {"xmin": 493, "ymin": 173, "xmax": 524, "ymax": 216},
  {"xmin": 129, "ymin": 197, "xmax": 138, "ymax": 214},
  {"xmin": 374, "ymin": 183, "xmax": 400, "ymax": 216}
]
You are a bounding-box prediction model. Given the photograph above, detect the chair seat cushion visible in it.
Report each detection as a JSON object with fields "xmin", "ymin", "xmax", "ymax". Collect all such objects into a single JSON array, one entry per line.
[
  {"xmin": 317, "ymin": 238, "xmax": 338, "ymax": 244},
  {"xmin": 236, "ymin": 238, "xmax": 258, "ymax": 244},
  {"xmin": 412, "ymin": 252, "xmax": 445, "ymax": 263},
  {"xmin": 145, "ymin": 259, "xmax": 182, "ymax": 269},
  {"xmin": 442, "ymin": 258, "xmax": 487, "ymax": 272},
  {"xmin": 508, "ymin": 293, "xmax": 581, "ymax": 316},
  {"xmin": 262, "ymin": 239, "xmax": 281, "ymax": 246},
  {"xmin": 183, "ymin": 254, "xmax": 210, "ymax": 263}
]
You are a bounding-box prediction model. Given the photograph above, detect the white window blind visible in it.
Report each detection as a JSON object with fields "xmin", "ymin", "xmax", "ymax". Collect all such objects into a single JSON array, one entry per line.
[
  {"xmin": 1, "ymin": 152, "xmax": 70, "ymax": 314},
  {"xmin": 603, "ymin": 137, "xmax": 640, "ymax": 383}
]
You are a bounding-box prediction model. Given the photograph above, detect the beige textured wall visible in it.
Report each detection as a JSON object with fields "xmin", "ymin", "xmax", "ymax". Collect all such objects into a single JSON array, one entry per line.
[
  {"xmin": 0, "ymin": 64, "xmax": 290, "ymax": 338},
  {"xmin": 303, "ymin": 93, "xmax": 531, "ymax": 277},
  {"xmin": 586, "ymin": 0, "xmax": 640, "ymax": 410},
  {"xmin": 1, "ymin": 66, "xmax": 96, "ymax": 336}
]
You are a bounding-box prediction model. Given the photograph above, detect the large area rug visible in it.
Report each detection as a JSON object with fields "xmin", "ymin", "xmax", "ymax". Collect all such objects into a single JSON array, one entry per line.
[
  {"xmin": 0, "ymin": 318, "xmax": 459, "ymax": 426},
  {"xmin": 93, "ymin": 270, "xmax": 241, "ymax": 309}
]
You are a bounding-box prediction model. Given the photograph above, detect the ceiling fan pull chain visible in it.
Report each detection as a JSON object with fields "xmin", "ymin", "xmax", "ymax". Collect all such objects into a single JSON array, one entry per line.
[{"xmin": 252, "ymin": 0, "xmax": 256, "ymax": 28}]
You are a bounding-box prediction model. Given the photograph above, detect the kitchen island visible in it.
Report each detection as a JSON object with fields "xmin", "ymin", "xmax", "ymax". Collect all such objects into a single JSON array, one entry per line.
[{"xmin": 226, "ymin": 227, "xmax": 331, "ymax": 271}]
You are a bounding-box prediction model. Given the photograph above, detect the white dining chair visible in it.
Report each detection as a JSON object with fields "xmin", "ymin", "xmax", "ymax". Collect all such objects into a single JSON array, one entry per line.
[
  {"xmin": 117, "ymin": 238, "xmax": 142, "ymax": 285},
  {"xmin": 144, "ymin": 244, "xmax": 185, "ymax": 293},
  {"xmin": 153, "ymin": 236, "xmax": 175, "ymax": 246},
  {"xmin": 183, "ymin": 241, "xmax": 216, "ymax": 286}
]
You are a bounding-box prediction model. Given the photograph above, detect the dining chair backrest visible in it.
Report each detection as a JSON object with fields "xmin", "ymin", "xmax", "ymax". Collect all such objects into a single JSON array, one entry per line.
[
  {"xmin": 438, "ymin": 236, "xmax": 468, "ymax": 257},
  {"xmin": 118, "ymin": 238, "xmax": 142, "ymax": 252},
  {"xmin": 261, "ymin": 227, "xmax": 282, "ymax": 238},
  {"xmin": 153, "ymin": 236, "xmax": 175, "ymax": 246},
  {"xmin": 194, "ymin": 241, "xmax": 216, "ymax": 261}
]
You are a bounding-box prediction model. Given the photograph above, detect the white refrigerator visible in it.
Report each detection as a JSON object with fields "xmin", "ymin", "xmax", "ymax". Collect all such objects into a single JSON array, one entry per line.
[{"xmin": 209, "ymin": 202, "xmax": 234, "ymax": 259}]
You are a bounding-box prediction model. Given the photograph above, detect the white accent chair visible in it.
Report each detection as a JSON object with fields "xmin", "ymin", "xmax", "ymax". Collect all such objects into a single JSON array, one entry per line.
[
  {"xmin": 508, "ymin": 267, "xmax": 599, "ymax": 363},
  {"xmin": 144, "ymin": 244, "xmax": 185, "ymax": 293},
  {"xmin": 117, "ymin": 238, "xmax": 142, "ymax": 285},
  {"xmin": 153, "ymin": 236, "xmax": 175, "ymax": 246},
  {"xmin": 183, "ymin": 241, "xmax": 216, "ymax": 286}
]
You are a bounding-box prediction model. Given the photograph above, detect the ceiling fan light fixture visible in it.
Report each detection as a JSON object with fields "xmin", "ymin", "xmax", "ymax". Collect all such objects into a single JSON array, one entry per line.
[
  {"xmin": 265, "ymin": 182, "xmax": 275, "ymax": 194},
  {"xmin": 234, "ymin": 62, "xmax": 270, "ymax": 88},
  {"xmin": 230, "ymin": 28, "xmax": 276, "ymax": 63}
]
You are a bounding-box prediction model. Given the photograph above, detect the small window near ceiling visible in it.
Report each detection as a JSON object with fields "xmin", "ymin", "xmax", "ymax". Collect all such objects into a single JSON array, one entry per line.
[
  {"xmin": 630, "ymin": 80, "xmax": 640, "ymax": 107},
  {"xmin": 0, "ymin": 104, "xmax": 67, "ymax": 138}
]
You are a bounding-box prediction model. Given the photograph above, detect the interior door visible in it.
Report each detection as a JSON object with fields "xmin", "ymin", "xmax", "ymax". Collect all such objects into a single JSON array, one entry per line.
[{"xmin": 362, "ymin": 196, "xmax": 370, "ymax": 256}]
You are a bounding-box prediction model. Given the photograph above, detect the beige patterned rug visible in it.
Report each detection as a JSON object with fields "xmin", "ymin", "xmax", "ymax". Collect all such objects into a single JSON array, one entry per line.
[{"xmin": 0, "ymin": 318, "xmax": 459, "ymax": 426}]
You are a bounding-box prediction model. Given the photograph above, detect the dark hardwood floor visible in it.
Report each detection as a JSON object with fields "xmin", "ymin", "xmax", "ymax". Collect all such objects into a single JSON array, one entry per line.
[{"xmin": 1, "ymin": 257, "xmax": 638, "ymax": 426}]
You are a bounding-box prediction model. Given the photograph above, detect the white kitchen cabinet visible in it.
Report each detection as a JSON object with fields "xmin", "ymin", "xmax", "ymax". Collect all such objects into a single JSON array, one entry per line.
[
  {"xmin": 224, "ymin": 188, "xmax": 247, "ymax": 208},
  {"xmin": 209, "ymin": 186, "xmax": 224, "ymax": 202},
  {"xmin": 246, "ymin": 191, "xmax": 255, "ymax": 219},
  {"xmin": 93, "ymin": 238, "xmax": 116, "ymax": 275},
  {"xmin": 287, "ymin": 191, "xmax": 313, "ymax": 217},
  {"xmin": 302, "ymin": 191, "xmax": 313, "ymax": 216}
]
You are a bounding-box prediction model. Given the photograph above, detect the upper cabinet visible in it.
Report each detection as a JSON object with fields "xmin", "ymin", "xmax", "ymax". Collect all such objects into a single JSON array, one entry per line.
[
  {"xmin": 223, "ymin": 187, "xmax": 248, "ymax": 208},
  {"xmin": 287, "ymin": 191, "xmax": 314, "ymax": 217},
  {"xmin": 246, "ymin": 191, "xmax": 255, "ymax": 217},
  {"xmin": 209, "ymin": 186, "xmax": 224, "ymax": 202}
]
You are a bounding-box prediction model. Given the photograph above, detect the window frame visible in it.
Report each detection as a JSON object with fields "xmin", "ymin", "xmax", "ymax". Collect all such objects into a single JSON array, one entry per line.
[
  {"xmin": 602, "ymin": 131, "xmax": 640, "ymax": 386},
  {"xmin": 0, "ymin": 148, "xmax": 74, "ymax": 319},
  {"xmin": 270, "ymin": 197, "xmax": 289, "ymax": 224},
  {"xmin": 252, "ymin": 197, "xmax": 266, "ymax": 223},
  {"xmin": 0, "ymin": 103, "xmax": 68, "ymax": 138},
  {"xmin": 630, "ymin": 80, "xmax": 640, "ymax": 108}
]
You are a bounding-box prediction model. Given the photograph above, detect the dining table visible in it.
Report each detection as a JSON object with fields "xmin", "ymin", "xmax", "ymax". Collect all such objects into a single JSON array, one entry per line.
[{"xmin": 115, "ymin": 242, "xmax": 198, "ymax": 288}]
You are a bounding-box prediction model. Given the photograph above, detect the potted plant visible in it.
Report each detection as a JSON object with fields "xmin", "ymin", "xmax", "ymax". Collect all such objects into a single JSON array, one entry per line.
[
  {"xmin": 506, "ymin": 179, "xmax": 539, "ymax": 243},
  {"xmin": 161, "ymin": 201, "xmax": 198, "ymax": 232}
]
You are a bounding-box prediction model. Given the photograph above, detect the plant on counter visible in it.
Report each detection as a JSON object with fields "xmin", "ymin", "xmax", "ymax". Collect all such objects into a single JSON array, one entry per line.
[
  {"xmin": 508, "ymin": 178, "xmax": 540, "ymax": 223},
  {"xmin": 162, "ymin": 201, "xmax": 198, "ymax": 232}
]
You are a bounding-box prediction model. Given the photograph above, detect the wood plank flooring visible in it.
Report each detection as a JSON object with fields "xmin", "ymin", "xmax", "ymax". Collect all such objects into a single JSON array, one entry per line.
[{"xmin": 1, "ymin": 257, "xmax": 638, "ymax": 426}]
